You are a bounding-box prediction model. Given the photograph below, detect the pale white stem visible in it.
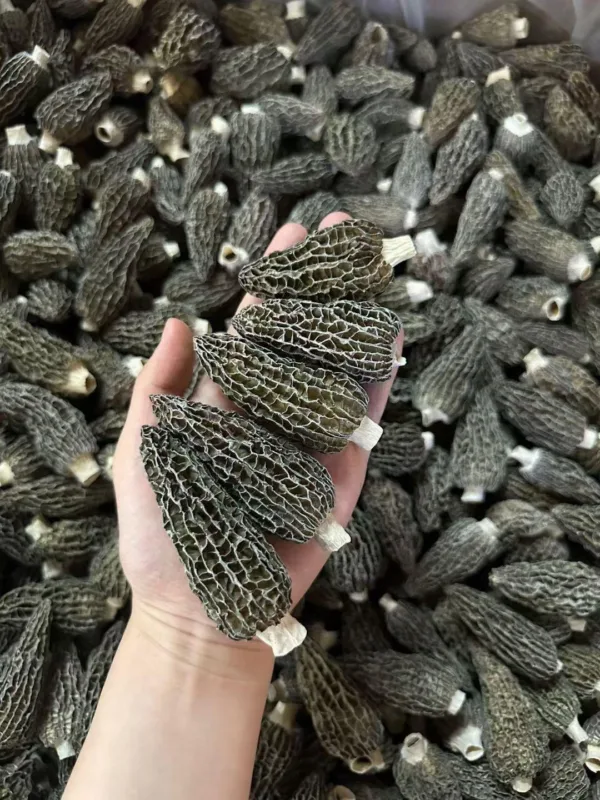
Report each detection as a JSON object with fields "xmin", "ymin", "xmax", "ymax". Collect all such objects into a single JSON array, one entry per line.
[
  {"xmin": 80, "ymin": 318, "xmax": 99, "ymax": 332},
  {"xmin": 586, "ymin": 743, "xmax": 600, "ymax": 773},
  {"xmin": 447, "ymin": 689, "xmax": 466, "ymax": 716},
  {"xmin": 25, "ymin": 515, "xmax": 52, "ymax": 542},
  {"xmin": 276, "ymin": 44, "xmax": 294, "ymax": 60},
  {"xmin": 348, "ymin": 748, "xmax": 384, "ymax": 774},
  {"xmin": 503, "ymin": 113, "xmax": 533, "ymax": 137},
  {"xmin": 0, "ymin": 462, "xmax": 15, "ymax": 486},
  {"xmin": 512, "ymin": 778, "xmax": 532, "ymax": 794},
  {"xmin": 150, "ymin": 156, "xmax": 165, "ymax": 171},
  {"xmin": 414, "ymin": 228, "xmax": 445, "ymax": 256},
  {"xmin": 420, "ymin": 407, "xmax": 450, "ymax": 427},
  {"xmin": 379, "ymin": 594, "xmax": 398, "ymax": 613},
  {"xmin": 30, "ymin": 46, "xmax": 50, "ymax": 70},
  {"xmin": 590, "ymin": 236, "xmax": 600, "ymax": 254},
  {"xmin": 64, "ymin": 364, "xmax": 96, "ymax": 396},
  {"xmin": 567, "ymin": 617, "xmax": 588, "ymax": 633},
  {"xmin": 191, "ymin": 318, "xmax": 211, "ymax": 337},
  {"xmin": 478, "ymin": 518, "xmax": 500, "ymax": 540},
  {"xmin": 401, "ymin": 733, "xmax": 428, "ymax": 765},
  {"xmin": 285, "ymin": 0, "xmax": 305, "ymax": 20},
  {"xmin": 213, "ymin": 181, "xmax": 229, "ymax": 198},
  {"xmin": 6, "ymin": 125, "xmax": 32, "ymax": 146},
  {"xmin": 406, "ymin": 279, "xmax": 434, "ymax": 304},
  {"xmin": 267, "ymin": 700, "xmax": 300, "ymax": 731},
  {"xmin": 210, "ymin": 115, "xmax": 231, "ymax": 141},
  {"xmin": 422, "ymin": 431, "xmax": 435, "ymax": 451},
  {"xmin": 589, "ymin": 174, "xmax": 600, "ymax": 201},
  {"xmin": 382, "ymin": 235, "xmax": 416, "ymax": 266},
  {"xmin": 55, "ymin": 147, "xmax": 74, "ymax": 167},
  {"xmin": 95, "ymin": 117, "xmax": 122, "ymax": 146},
  {"xmin": 485, "ymin": 65, "xmax": 512, "ymax": 86},
  {"xmin": 42, "ymin": 560, "xmax": 64, "ymax": 579},
  {"xmin": 290, "ymin": 65, "xmax": 306, "ymax": 85},
  {"xmin": 38, "ymin": 130, "xmax": 60, "ymax": 154},
  {"xmin": 487, "ymin": 168, "xmax": 505, "ymax": 183},
  {"xmin": 218, "ymin": 242, "xmax": 249, "ymax": 274},
  {"xmin": 131, "ymin": 167, "xmax": 150, "ymax": 189},
  {"xmin": 132, "ymin": 69, "xmax": 153, "ymax": 94},
  {"xmin": 163, "ymin": 141, "xmax": 189, "ymax": 162},
  {"xmin": 568, "ymin": 253, "xmax": 593, "ymax": 282},
  {"xmin": 462, "ymin": 486, "xmax": 485, "ymax": 504},
  {"xmin": 315, "ymin": 515, "xmax": 350, "ymax": 552},
  {"xmin": 270, "ymin": 678, "xmax": 284, "ymax": 702},
  {"xmin": 241, "ymin": 103, "xmax": 263, "ymax": 115},
  {"xmin": 69, "ymin": 453, "xmax": 101, "ymax": 486},
  {"xmin": 163, "ymin": 241, "xmax": 180, "ymax": 260},
  {"xmin": 122, "ymin": 355, "xmax": 145, "ymax": 377},
  {"xmin": 523, "ymin": 348, "xmax": 548, "ymax": 375},
  {"xmin": 101, "ymin": 454, "xmax": 114, "ymax": 481},
  {"xmin": 56, "ymin": 740, "xmax": 76, "ymax": 760},
  {"xmin": 579, "ymin": 427, "xmax": 598, "ymax": 450},
  {"xmin": 377, "ymin": 177, "xmax": 392, "ymax": 194},
  {"xmin": 349, "ymin": 416, "xmax": 382, "ymax": 451},
  {"xmin": 409, "ymin": 107, "xmax": 426, "ymax": 130},
  {"xmin": 349, "ymin": 590, "xmax": 369, "ymax": 603},
  {"xmin": 510, "ymin": 446, "xmax": 539, "ymax": 472},
  {"xmin": 513, "ymin": 18, "xmax": 530, "ymax": 39},
  {"xmin": 256, "ymin": 614, "xmax": 306, "ymax": 656},
  {"xmin": 566, "ymin": 716, "xmax": 588, "ymax": 744},
  {"xmin": 446, "ymin": 723, "xmax": 484, "ymax": 762},
  {"xmin": 542, "ymin": 295, "xmax": 567, "ymax": 321},
  {"xmin": 403, "ymin": 209, "xmax": 418, "ymax": 229}
]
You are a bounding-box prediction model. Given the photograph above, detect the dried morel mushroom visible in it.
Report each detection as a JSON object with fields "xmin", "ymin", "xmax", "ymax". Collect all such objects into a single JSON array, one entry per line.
[
  {"xmin": 294, "ymin": 636, "xmax": 385, "ymax": 773},
  {"xmin": 0, "ymin": 380, "xmax": 99, "ymax": 485},
  {"xmin": 193, "ymin": 334, "xmax": 381, "ymax": 453},
  {"xmin": 150, "ymin": 395, "xmax": 348, "ymax": 551},
  {"xmin": 141, "ymin": 425, "xmax": 302, "ymax": 655},
  {"xmin": 232, "ymin": 299, "xmax": 402, "ymax": 383},
  {"xmin": 239, "ymin": 219, "xmax": 415, "ymax": 302}
]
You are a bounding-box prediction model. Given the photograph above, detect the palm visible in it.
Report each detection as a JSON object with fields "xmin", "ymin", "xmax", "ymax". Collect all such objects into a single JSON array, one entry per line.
[{"xmin": 113, "ymin": 213, "xmax": 401, "ymax": 628}]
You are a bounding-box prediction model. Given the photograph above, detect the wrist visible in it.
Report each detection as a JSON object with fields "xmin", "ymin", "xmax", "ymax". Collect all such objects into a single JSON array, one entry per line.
[{"xmin": 129, "ymin": 597, "xmax": 275, "ymax": 684}]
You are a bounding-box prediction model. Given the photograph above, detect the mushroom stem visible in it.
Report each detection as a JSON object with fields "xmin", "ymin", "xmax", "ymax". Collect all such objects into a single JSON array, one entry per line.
[
  {"xmin": 256, "ymin": 614, "xmax": 307, "ymax": 656},
  {"xmin": 512, "ymin": 778, "xmax": 533, "ymax": 794},
  {"xmin": 402, "ymin": 733, "xmax": 428, "ymax": 765},
  {"xmin": 315, "ymin": 515, "xmax": 350, "ymax": 552},
  {"xmin": 349, "ymin": 416, "xmax": 382, "ymax": 451},
  {"xmin": 447, "ymin": 689, "xmax": 466, "ymax": 716},
  {"xmin": 566, "ymin": 716, "xmax": 588, "ymax": 744},
  {"xmin": 446, "ymin": 722, "xmax": 484, "ymax": 762},
  {"xmin": 64, "ymin": 364, "xmax": 97, "ymax": 396},
  {"xmin": 38, "ymin": 130, "xmax": 60, "ymax": 154},
  {"xmin": 381, "ymin": 235, "xmax": 417, "ymax": 267},
  {"xmin": 69, "ymin": 453, "xmax": 101, "ymax": 486}
]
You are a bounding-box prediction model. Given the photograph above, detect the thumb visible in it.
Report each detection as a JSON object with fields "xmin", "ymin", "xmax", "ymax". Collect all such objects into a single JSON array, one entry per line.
[{"xmin": 124, "ymin": 318, "xmax": 195, "ymax": 432}]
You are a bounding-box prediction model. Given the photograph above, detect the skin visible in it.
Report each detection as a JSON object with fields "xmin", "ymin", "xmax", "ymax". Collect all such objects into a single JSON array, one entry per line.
[{"xmin": 64, "ymin": 213, "xmax": 402, "ymax": 800}]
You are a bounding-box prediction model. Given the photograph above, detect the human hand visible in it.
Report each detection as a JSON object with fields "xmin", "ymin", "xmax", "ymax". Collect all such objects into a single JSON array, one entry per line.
[{"xmin": 113, "ymin": 212, "xmax": 403, "ymax": 670}]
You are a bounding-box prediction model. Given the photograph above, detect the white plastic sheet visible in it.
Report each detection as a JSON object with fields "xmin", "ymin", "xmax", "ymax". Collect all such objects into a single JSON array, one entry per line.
[{"xmin": 350, "ymin": 0, "xmax": 600, "ymax": 57}]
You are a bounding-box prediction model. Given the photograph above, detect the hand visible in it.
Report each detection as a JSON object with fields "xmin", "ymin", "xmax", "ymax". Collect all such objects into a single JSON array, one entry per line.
[{"xmin": 113, "ymin": 212, "xmax": 403, "ymax": 671}]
